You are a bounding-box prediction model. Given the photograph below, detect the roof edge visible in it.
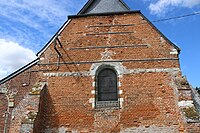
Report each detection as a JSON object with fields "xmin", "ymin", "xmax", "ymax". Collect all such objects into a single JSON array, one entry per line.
[
  {"xmin": 36, "ymin": 19, "xmax": 72, "ymax": 57},
  {"xmin": 69, "ymin": 10, "xmax": 141, "ymax": 19},
  {"xmin": 119, "ymin": 0, "xmax": 131, "ymax": 10},
  {"xmin": 78, "ymin": 0, "xmax": 94, "ymax": 15},
  {"xmin": 78, "ymin": 0, "xmax": 130, "ymax": 15},
  {"xmin": 140, "ymin": 13, "xmax": 181, "ymax": 53},
  {"xmin": 0, "ymin": 58, "xmax": 40, "ymax": 85}
]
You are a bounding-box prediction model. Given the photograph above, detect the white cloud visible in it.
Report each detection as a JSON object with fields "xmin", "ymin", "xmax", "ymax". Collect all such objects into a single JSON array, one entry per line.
[
  {"xmin": 0, "ymin": 68, "xmax": 8, "ymax": 80},
  {"xmin": 0, "ymin": 0, "xmax": 85, "ymax": 29},
  {"xmin": 149, "ymin": 0, "xmax": 200, "ymax": 15},
  {"xmin": 0, "ymin": 39, "xmax": 36, "ymax": 79},
  {"xmin": 183, "ymin": 0, "xmax": 200, "ymax": 7},
  {"xmin": 0, "ymin": 0, "xmax": 87, "ymax": 51}
]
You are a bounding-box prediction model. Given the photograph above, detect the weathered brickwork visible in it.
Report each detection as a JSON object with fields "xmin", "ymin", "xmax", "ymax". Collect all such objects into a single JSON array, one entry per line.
[
  {"xmin": 186, "ymin": 123, "xmax": 200, "ymax": 133},
  {"xmin": 33, "ymin": 13, "xmax": 185, "ymax": 132},
  {"xmin": 0, "ymin": 94, "xmax": 6, "ymax": 133},
  {"xmin": 0, "ymin": 64, "xmax": 43, "ymax": 133},
  {"xmin": 0, "ymin": 8, "xmax": 199, "ymax": 133}
]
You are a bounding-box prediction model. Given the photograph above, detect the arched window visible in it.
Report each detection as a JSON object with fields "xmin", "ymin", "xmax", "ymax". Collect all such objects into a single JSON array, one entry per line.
[{"xmin": 96, "ymin": 68, "xmax": 118, "ymax": 102}]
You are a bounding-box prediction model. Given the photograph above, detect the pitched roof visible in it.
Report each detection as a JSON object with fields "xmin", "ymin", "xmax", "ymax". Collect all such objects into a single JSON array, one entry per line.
[{"xmin": 78, "ymin": 0, "xmax": 130, "ymax": 15}]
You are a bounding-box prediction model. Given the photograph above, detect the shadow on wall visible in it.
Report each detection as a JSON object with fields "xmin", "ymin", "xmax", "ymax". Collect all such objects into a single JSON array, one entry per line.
[{"xmin": 33, "ymin": 85, "xmax": 60, "ymax": 133}]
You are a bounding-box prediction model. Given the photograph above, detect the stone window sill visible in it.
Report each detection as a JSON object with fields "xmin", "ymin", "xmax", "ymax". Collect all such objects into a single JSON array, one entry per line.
[{"xmin": 96, "ymin": 101, "xmax": 120, "ymax": 108}]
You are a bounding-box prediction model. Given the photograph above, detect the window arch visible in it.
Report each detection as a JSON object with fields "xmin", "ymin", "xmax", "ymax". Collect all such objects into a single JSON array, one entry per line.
[{"xmin": 96, "ymin": 68, "xmax": 118, "ymax": 102}]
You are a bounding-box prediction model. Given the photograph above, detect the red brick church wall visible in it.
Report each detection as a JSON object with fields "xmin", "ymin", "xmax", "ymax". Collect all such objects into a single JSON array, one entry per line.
[
  {"xmin": 33, "ymin": 13, "xmax": 185, "ymax": 132},
  {"xmin": 0, "ymin": 64, "xmax": 41, "ymax": 133},
  {"xmin": 0, "ymin": 5, "xmax": 199, "ymax": 133}
]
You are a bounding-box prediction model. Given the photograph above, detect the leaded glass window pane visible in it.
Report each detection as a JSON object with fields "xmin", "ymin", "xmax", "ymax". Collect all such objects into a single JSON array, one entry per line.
[{"xmin": 97, "ymin": 68, "xmax": 118, "ymax": 101}]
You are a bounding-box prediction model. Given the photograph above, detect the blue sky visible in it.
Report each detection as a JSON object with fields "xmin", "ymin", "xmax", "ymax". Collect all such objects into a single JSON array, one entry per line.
[{"xmin": 0, "ymin": 0, "xmax": 199, "ymax": 87}]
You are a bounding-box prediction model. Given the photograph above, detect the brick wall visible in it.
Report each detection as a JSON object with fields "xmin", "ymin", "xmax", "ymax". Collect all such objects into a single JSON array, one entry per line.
[
  {"xmin": 0, "ymin": 94, "xmax": 6, "ymax": 133},
  {"xmin": 186, "ymin": 123, "xmax": 200, "ymax": 133},
  {"xmin": 33, "ymin": 13, "xmax": 186, "ymax": 132},
  {"xmin": 1, "ymin": 12, "xmax": 199, "ymax": 132},
  {"xmin": 0, "ymin": 64, "xmax": 42, "ymax": 133}
]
